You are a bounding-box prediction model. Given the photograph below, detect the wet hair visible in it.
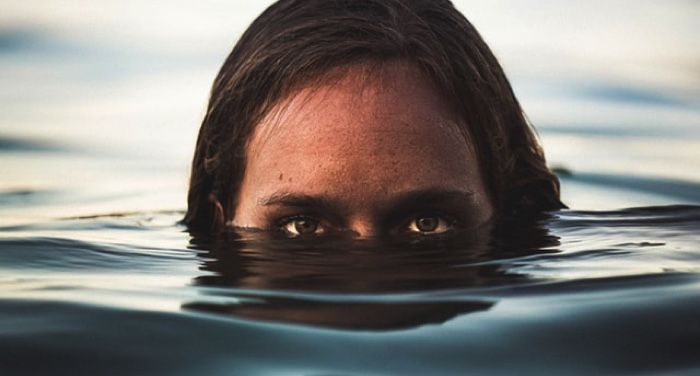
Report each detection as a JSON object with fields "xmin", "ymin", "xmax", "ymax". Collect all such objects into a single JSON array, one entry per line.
[{"xmin": 185, "ymin": 0, "xmax": 564, "ymax": 232}]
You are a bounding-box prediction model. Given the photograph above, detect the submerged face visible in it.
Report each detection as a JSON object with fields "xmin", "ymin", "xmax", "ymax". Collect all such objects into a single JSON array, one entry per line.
[{"xmin": 233, "ymin": 62, "xmax": 493, "ymax": 239}]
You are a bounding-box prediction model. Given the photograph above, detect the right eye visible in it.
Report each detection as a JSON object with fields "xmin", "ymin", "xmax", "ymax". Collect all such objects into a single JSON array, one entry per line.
[
  {"xmin": 406, "ymin": 215, "xmax": 453, "ymax": 235},
  {"xmin": 278, "ymin": 216, "xmax": 324, "ymax": 238}
]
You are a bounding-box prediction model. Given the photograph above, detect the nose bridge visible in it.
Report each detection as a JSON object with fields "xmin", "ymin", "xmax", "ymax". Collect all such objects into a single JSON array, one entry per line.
[{"xmin": 347, "ymin": 214, "xmax": 381, "ymax": 238}]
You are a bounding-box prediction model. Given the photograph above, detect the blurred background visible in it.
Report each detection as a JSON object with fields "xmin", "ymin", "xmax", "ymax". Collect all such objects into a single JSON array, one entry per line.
[{"xmin": 1, "ymin": 0, "xmax": 699, "ymax": 226}]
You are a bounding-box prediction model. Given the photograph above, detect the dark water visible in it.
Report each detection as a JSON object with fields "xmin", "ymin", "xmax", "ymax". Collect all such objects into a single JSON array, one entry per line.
[{"xmin": 1, "ymin": 206, "xmax": 699, "ymax": 375}]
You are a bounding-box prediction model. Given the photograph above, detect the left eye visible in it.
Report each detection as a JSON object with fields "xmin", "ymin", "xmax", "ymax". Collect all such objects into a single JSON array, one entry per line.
[
  {"xmin": 278, "ymin": 216, "xmax": 324, "ymax": 238},
  {"xmin": 406, "ymin": 215, "xmax": 453, "ymax": 234}
]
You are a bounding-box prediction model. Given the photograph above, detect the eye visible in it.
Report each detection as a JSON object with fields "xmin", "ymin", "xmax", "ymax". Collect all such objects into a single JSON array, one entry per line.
[
  {"xmin": 278, "ymin": 216, "xmax": 323, "ymax": 238},
  {"xmin": 406, "ymin": 215, "xmax": 453, "ymax": 235}
]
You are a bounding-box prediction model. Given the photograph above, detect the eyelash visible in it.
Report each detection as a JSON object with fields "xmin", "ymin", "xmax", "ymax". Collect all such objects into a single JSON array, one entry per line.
[
  {"xmin": 275, "ymin": 214, "xmax": 324, "ymax": 238},
  {"xmin": 274, "ymin": 212, "xmax": 460, "ymax": 238},
  {"xmin": 401, "ymin": 212, "xmax": 458, "ymax": 233}
]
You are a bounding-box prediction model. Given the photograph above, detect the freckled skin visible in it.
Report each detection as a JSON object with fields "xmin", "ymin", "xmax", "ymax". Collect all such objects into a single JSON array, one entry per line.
[{"xmin": 233, "ymin": 62, "xmax": 493, "ymax": 237}]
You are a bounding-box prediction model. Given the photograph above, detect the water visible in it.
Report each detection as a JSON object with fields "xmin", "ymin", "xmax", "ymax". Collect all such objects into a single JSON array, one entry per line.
[
  {"xmin": 1, "ymin": 1, "xmax": 700, "ymax": 375},
  {"xmin": 1, "ymin": 207, "xmax": 699, "ymax": 374}
]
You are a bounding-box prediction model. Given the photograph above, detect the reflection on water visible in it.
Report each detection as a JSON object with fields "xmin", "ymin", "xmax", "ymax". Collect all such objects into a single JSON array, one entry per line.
[
  {"xmin": 1, "ymin": 207, "xmax": 699, "ymax": 374},
  {"xmin": 184, "ymin": 217, "xmax": 557, "ymax": 330},
  {"xmin": 190, "ymin": 218, "xmax": 556, "ymax": 292}
]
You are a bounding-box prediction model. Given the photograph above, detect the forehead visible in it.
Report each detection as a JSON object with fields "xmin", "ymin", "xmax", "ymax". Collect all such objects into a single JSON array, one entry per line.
[
  {"xmin": 243, "ymin": 62, "xmax": 479, "ymax": 198},
  {"xmin": 255, "ymin": 63, "xmax": 462, "ymax": 142}
]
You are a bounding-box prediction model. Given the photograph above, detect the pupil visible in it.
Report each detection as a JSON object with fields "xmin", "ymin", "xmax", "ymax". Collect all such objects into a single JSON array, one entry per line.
[
  {"xmin": 416, "ymin": 217, "xmax": 438, "ymax": 232},
  {"xmin": 294, "ymin": 219, "xmax": 317, "ymax": 234}
]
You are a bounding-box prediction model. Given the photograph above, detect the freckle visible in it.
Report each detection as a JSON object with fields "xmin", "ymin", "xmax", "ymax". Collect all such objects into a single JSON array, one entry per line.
[
  {"xmin": 278, "ymin": 173, "xmax": 284, "ymax": 181},
  {"xmin": 288, "ymin": 177, "xmax": 293, "ymax": 182}
]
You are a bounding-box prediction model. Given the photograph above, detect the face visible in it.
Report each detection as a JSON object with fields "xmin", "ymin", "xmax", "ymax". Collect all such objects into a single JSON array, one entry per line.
[{"xmin": 233, "ymin": 62, "xmax": 493, "ymax": 239}]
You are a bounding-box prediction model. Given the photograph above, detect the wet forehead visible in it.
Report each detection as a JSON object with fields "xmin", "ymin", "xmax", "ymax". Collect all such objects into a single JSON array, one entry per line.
[
  {"xmin": 249, "ymin": 62, "xmax": 465, "ymax": 145},
  {"xmin": 241, "ymin": 63, "xmax": 482, "ymax": 206}
]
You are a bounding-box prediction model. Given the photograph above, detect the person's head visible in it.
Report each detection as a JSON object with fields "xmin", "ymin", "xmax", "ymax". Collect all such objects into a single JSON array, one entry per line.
[{"xmin": 185, "ymin": 0, "xmax": 563, "ymax": 236}]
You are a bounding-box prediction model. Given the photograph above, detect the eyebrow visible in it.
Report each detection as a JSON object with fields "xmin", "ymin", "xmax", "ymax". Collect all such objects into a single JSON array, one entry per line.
[
  {"xmin": 258, "ymin": 192, "xmax": 340, "ymax": 211},
  {"xmin": 258, "ymin": 188, "xmax": 475, "ymax": 213}
]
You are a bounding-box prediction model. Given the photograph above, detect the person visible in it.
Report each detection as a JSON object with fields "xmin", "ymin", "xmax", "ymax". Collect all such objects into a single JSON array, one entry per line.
[{"xmin": 184, "ymin": 0, "xmax": 564, "ymax": 237}]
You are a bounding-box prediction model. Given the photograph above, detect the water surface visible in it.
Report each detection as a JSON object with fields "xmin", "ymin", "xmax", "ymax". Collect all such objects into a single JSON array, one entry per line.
[{"xmin": 1, "ymin": 206, "xmax": 699, "ymax": 375}]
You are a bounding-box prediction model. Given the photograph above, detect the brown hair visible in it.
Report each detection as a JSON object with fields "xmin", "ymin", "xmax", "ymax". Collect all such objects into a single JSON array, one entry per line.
[{"xmin": 184, "ymin": 0, "xmax": 564, "ymax": 232}]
